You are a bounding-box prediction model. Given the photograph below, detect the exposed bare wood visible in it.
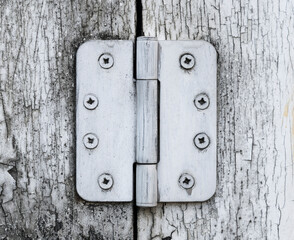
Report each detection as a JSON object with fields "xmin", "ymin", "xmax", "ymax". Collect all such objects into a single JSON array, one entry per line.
[
  {"xmin": 139, "ymin": 0, "xmax": 294, "ymax": 239},
  {"xmin": 0, "ymin": 1, "xmax": 135, "ymax": 239}
]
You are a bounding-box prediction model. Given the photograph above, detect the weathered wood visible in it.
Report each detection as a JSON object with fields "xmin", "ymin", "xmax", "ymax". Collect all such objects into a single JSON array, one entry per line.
[
  {"xmin": 0, "ymin": 1, "xmax": 135, "ymax": 239},
  {"xmin": 138, "ymin": 0, "xmax": 294, "ymax": 239}
]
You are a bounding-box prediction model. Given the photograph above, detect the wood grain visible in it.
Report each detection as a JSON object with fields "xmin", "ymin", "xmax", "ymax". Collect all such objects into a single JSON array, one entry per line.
[
  {"xmin": 138, "ymin": 0, "xmax": 294, "ymax": 239},
  {"xmin": 0, "ymin": 1, "xmax": 135, "ymax": 239}
]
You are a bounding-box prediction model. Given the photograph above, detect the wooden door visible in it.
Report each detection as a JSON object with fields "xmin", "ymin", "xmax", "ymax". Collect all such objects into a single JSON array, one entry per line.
[{"xmin": 1, "ymin": 1, "xmax": 293, "ymax": 239}]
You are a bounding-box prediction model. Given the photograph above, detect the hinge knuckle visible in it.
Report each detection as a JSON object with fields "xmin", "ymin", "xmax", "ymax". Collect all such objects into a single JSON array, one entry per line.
[
  {"xmin": 136, "ymin": 37, "xmax": 158, "ymax": 80},
  {"xmin": 136, "ymin": 81, "xmax": 159, "ymax": 164},
  {"xmin": 136, "ymin": 165, "xmax": 157, "ymax": 207}
]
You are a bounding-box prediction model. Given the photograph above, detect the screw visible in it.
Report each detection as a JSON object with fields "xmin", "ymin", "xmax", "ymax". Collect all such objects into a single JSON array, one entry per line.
[
  {"xmin": 180, "ymin": 53, "xmax": 195, "ymax": 70},
  {"xmin": 194, "ymin": 133, "xmax": 210, "ymax": 150},
  {"xmin": 83, "ymin": 133, "xmax": 99, "ymax": 149},
  {"xmin": 99, "ymin": 53, "xmax": 114, "ymax": 69},
  {"xmin": 179, "ymin": 173, "xmax": 195, "ymax": 189},
  {"xmin": 83, "ymin": 94, "xmax": 98, "ymax": 110},
  {"xmin": 98, "ymin": 173, "xmax": 113, "ymax": 190},
  {"xmin": 194, "ymin": 93, "xmax": 210, "ymax": 110}
]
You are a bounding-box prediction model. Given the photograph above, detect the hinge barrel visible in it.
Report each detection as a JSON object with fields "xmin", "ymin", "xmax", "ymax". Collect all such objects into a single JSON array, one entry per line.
[{"xmin": 136, "ymin": 37, "xmax": 159, "ymax": 207}]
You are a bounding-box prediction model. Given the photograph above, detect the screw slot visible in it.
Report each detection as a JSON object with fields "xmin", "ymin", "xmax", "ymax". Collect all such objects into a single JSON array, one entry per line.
[
  {"xmin": 180, "ymin": 53, "xmax": 195, "ymax": 70},
  {"xmin": 194, "ymin": 133, "xmax": 210, "ymax": 150},
  {"xmin": 102, "ymin": 178, "xmax": 110, "ymax": 184},
  {"xmin": 198, "ymin": 137, "xmax": 205, "ymax": 144},
  {"xmin": 87, "ymin": 98, "xmax": 94, "ymax": 105},
  {"xmin": 98, "ymin": 173, "xmax": 113, "ymax": 190},
  {"xmin": 183, "ymin": 177, "xmax": 191, "ymax": 185},
  {"xmin": 83, "ymin": 133, "xmax": 99, "ymax": 149},
  {"xmin": 83, "ymin": 94, "xmax": 98, "ymax": 110},
  {"xmin": 99, "ymin": 53, "xmax": 114, "ymax": 69},
  {"xmin": 198, "ymin": 98, "xmax": 206, "ymax": 105},
  {"xmin": 184, "ymin": 57, "xmax": 192, "ymax": 64},
  {"xmin": 179, "ymin": 173, "xmax": 195, "ymax": 189},
  {"xmin": 194, "ymin": 93, "xmax": 210, "ymax": 110}
]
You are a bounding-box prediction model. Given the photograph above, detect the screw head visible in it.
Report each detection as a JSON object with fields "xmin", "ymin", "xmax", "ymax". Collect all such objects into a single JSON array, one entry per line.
[
  {"xmin": 99, "ymin": 53, "xmax": 114, "ymax": 69},
  {"xmin": 194, "ymin": 93, "xmax": 210, "ymax": 110},
  {"xmin": 194, "ymin": 133, "xmax": 210, "ymax": 150},
  {"xmin": 179, "ymin": 173, "xmax": 195, "ymax": 189},
  {"xmin": 98, "ymin": 173, "xmax": 113, "ymax": 190},
  {"xmin": 83, "ymin": 94, "xmax": 98, "ymax": 110},
  {"xmin": 83, "ymin": 133, "xmax": 99, "ymax": 149},
  {"xmin": 180, "ymin": 53, "xmax": 195, "ymax": 70}
]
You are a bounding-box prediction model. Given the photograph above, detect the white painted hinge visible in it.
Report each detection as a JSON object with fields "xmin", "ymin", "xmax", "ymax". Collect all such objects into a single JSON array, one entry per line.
[{"xmin": 76, "ymin": 37, "xmax": 217, "ymax": 207}]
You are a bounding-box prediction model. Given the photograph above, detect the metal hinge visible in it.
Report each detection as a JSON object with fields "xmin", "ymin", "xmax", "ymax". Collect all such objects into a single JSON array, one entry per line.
[{"xmin": 76, "ymin": 37, "xmax": 217, "ymax": 207}]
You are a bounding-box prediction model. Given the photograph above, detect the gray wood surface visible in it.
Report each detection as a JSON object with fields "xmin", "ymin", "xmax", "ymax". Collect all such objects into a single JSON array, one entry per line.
[
  {"xmin": 138, "ymin": 0, "xmax": 294, "ymax": 239},
  {"xmin": 0, "ymin": 1, "xmax": 135, "ymax": 239}
]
